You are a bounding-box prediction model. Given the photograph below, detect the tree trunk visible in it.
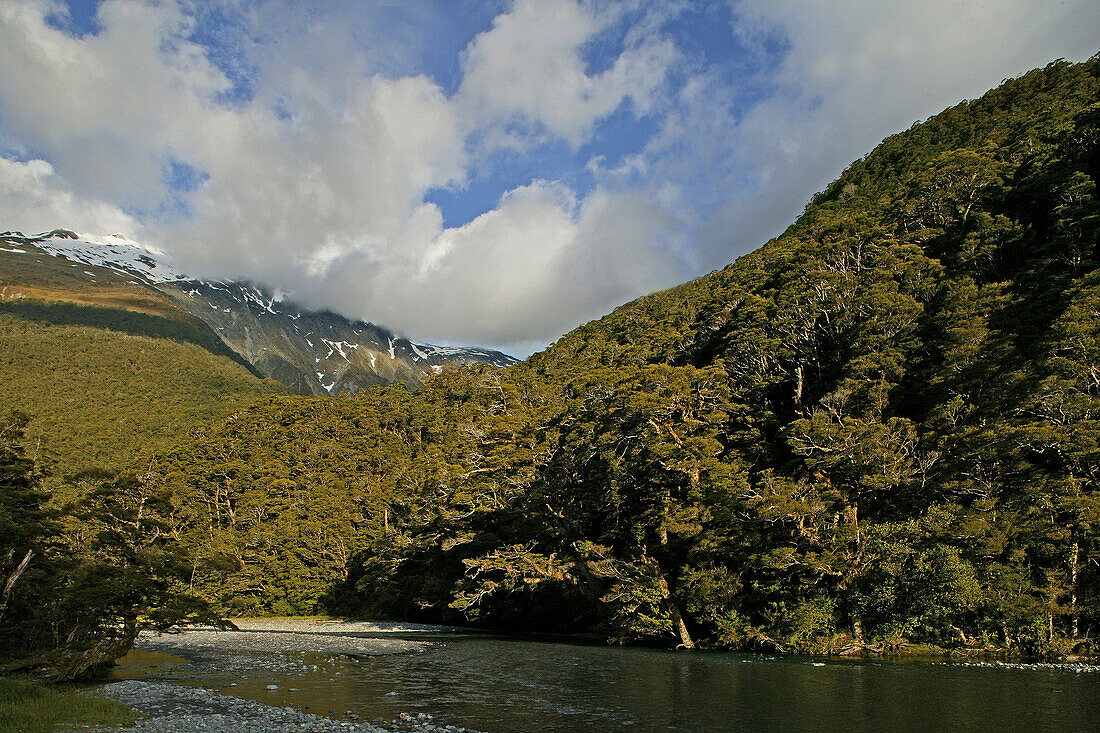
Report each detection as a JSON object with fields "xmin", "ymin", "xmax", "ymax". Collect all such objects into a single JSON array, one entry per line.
[
  {"xmin": 0, "ymin": 549, "xmax": 34, "ymax": 622},
  {"xmin": 793, "ymin": 364, "xmax": 805, "ymax": 416},
  {"xmin": 851, "ymin": 615, "xmax": 865, "ymax": 643},
  {"xmin": 671, "ymin": 605, "xmax": 695, "ymax": 651},
  {"xmin": 846, "ymin": 502, "xmax": 861, "ymax": 547},
  {"xmin": 660, "ymin": 578, "xmax": 695, "ymax": 651},
  {"xmin": 1069, "ymin": 539, "xmax": 1079, "ymax": 639},
  {"xmin": 647, "ymin": 556, "xmax": 695, "ymax": 650},
  {"xmin": 3, "ymin": 615, "xmax": 142, "ymax": 682}
]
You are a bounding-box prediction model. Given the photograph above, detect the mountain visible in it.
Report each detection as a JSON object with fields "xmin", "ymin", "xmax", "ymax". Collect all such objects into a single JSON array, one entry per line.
[
  {"xmin": 147, "ymin": 56, "xmax": 1100, "ymax": 657},
  {"xmin": 0, "ymin": 229, "xmax": 517, "ymax": 395},
  {"xmin": 0, "ymin": 237, "xmax": 286, "ymax": 479},
  {"xmin": 3, "ymin": 57, "xmax": 1097, "ymax": 656}
]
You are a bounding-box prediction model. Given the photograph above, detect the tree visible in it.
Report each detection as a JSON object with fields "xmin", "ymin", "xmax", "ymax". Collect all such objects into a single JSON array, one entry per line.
[
  {"xmin": 1, "ymin": 436, "xmax": 222, "ymax": 680},
  {"xmin": 1017, "ymin": 273, "xmax": 1100, "ymax": 639},
  {"xmin": 0, "ymin": 412, "xmax": 53, "ymax": 634}
]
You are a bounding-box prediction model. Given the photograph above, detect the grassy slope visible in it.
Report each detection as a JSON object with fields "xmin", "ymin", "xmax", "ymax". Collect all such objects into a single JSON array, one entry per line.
[
  {"xmin": 0, "ymin": 245, "xmax": 186, "ymax": 318},
  {"xmin": 0, "ymin": 248, "xmax": 286, "ymax": 480},
  {"xmin": 0, "ymin": 677, "xmax": 139, "ymax": 733}
]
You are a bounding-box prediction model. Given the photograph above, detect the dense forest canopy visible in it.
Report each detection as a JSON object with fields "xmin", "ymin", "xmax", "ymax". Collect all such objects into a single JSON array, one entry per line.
[
  {"xmin": 0, "ymin": 248, "xmax": 286, "ymax": 481},
  {"xmin": 3, "ymin": 56, "xmax": 1099, "ymax": 667},
  {"xmin": 0, "ymin": 412, "xmax": 224, "ymax": 680},
  {"xmin": 154, "ymin": 56, "xmax": 1100, "ymax": 655}
]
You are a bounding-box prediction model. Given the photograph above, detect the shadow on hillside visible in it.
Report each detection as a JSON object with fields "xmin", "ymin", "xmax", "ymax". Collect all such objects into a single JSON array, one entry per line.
[{"xmin": 0, "ymin": 299, "xmax": 264, "ymax": 378}]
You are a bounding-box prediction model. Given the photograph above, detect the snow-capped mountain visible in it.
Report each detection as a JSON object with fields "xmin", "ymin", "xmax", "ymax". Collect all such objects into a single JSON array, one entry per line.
[
  {"xmin": 0, "ymin": 229, "xmax": 517, "ymax": 395},
  {"xmin": 29, "ymin": 230, "xmax": 184, "ymax": 283}
]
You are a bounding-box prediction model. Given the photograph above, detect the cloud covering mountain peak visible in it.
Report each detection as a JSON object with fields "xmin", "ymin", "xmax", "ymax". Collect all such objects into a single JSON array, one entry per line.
[{"xmin": 1, "ymin": 0, "xmax": 1096, "ymax": 355}]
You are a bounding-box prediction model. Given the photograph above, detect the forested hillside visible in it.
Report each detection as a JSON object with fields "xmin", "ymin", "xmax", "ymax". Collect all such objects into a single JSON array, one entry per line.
[
  {"xmin": 5, "ymin": 57, "xmax": 1099, "ymax": 667},
  {"xmin": 144, "ymin": 56, "xmax": 1100, "ymax": 656},
  {"xmin": 0, "ymin": 247, "xmax": 285, "ymax": 479},
  {"xmin": 0, "ymin": 247, "xmax": 282, "ymax": 678}
]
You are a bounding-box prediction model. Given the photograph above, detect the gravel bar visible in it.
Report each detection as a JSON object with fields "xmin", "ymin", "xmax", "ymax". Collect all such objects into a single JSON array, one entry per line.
[
  {"xmin": 228, "ymin": 619, "xmax": 469, "ymax": 634},
  {"xmin": 92, "ymin": 680, "xmax": 480, "ymax": 733},
  {"xmin": 87, "ymin": 620, "xmax": 486, "ymax": 733},
  {"xmin": 136, "ymin": 627, "xmax": 428, "ymax": 657}
]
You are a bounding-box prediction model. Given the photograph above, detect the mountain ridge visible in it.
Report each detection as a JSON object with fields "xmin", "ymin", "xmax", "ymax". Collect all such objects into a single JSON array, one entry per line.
[{"xmin": 0, "ymin": 228, "xmax": 518, "ymax": 395}]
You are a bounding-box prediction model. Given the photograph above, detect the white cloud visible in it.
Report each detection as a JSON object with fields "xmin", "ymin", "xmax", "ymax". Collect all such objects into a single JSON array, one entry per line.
[
  {"xmin": 0, "ymin": 156, "xmax": 141, "ymax": 237},
  {"xmin": 685, "ymin": 0, "xmax": 1100, "ymax": 268},
  {"xmin": 1, "ymin": 0, "xmax": 1096, "ymax": 356},
  {"xmin": 0, "ymin": 0, "xmax": 229, "ymax": 210},
  {"xmin": 0, "ymin": 0, "xmax": 683, "ymax": 354},
  {"xmin": 166, "ymin": 72, "xmax": 468, "ymax": 286},
  {"xmin": 457, "ymin": 0, "xmax": 678, "ymax": 147},
  {"xmin": 312, "ymin": 180, "xmax": 687, "ymax": 348}
]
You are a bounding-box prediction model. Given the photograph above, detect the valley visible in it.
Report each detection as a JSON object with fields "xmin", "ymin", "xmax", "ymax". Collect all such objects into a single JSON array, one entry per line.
[{"xmin": 2, "ymin": 52, "xmax": 1099, "ymax": 733}]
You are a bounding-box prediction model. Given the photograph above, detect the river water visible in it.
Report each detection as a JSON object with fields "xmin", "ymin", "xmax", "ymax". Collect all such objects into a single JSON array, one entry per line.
[{"xmin": 117, "ymin": 633, "xmax": 1100, "ymax": 733}]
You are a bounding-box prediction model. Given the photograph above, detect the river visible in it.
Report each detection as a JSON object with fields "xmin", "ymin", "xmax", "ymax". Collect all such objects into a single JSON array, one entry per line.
[{"xmin": 114, "ymin": 628, "xmax": 1100, "ymax": 732}]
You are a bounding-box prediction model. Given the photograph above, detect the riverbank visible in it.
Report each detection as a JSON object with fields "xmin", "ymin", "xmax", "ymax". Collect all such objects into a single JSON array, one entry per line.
[
  {"xmin": 133, "ymin": 621, "xmax": 432, "ymax": 668},
  {"xmin": 86, "ymin": 619, "xmax": 485, "ymax": 733},
  {"xmin": 104, "ymin": 624, "xmax": 1100, "ymax": 733},
  {"xmin": 92, "ymin": 680, "xmax": 477, "ymax": 733},
  {"xmin": 0, "ymin": 676, "xmax": 138, "ymax": 733},
  {"xmin": 81, "ymin": 620, "xmax": 1100, "ymax": 733}
]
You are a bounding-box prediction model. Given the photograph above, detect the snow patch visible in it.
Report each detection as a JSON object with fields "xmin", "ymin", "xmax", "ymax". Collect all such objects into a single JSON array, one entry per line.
[
  {"xmin": 320, "ymin": 338, "xmax": 359, "ymax": 362},
  {"xmin": 33, "ymin": 232, "xmax": 187, "ymax": 283}
]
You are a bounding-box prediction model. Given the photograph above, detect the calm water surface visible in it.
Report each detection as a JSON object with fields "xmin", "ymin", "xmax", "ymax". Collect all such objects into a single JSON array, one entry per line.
[{"xmin": 120, "ymin": 634, "xmax": 1100, "ymax": 732}]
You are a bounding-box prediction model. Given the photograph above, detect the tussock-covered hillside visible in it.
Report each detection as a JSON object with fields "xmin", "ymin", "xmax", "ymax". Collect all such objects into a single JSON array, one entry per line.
[{"xmin": 0, "ymin": 245, "xmax": 285, "ymax": 479}]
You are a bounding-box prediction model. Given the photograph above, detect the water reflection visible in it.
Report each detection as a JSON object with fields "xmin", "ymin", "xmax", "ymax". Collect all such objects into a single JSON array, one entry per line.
[
  {"xmin": 108, "ymin": 648, "xmax": 189, "ymax": 678},
  {"xmin": 117, "ymin": 636, "xmax": 1100, "ymax": 732}
]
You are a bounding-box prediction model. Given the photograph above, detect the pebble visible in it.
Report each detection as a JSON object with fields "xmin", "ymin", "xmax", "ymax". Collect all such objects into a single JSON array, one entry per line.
[
  {"xmin": 85, "ymin": 622, "xmax": 486, "ymax": 733},
  {"xmin": 942, "ymin": 660, "xmax": 1100, "ymax": 673},
  {"xmin": 136, "ymin": 627, "xmax": 427, "ymax": 663},
  {"xmin": 89, "ymin": 680, "xmax": 487, "ymax": 733}
]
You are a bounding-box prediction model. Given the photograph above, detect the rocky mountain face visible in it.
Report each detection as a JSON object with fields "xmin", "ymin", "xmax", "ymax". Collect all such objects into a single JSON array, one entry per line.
[{"xmin": 0, "ymin": 229, "xmax": 517, "ymax": 395}]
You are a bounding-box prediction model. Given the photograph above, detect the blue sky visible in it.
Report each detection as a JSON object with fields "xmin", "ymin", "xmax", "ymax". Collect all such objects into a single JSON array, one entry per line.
[{"xmin": 1, "ymin": 0, "xmax": 1097, "ymax": 355}]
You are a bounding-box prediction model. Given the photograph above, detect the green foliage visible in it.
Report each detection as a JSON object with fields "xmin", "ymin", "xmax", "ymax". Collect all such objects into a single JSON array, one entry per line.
[
  {"xmin": 320, "ymin": 55, "xmax": 1099, "ymax": 653},
  {"xmin": 11, "ymin": 55, "xmax": 1098, "ymax": 657},
  {"xmin": 1, "ymin": 416, "xmax": 220, "ymax": 680},
  {"xmin": 785, "ymin": 596, "xmax": 838, "ymax": 646},
  {"xmin": 0, "ymin": 308, "xmax": 284, "ymax": 481},
  {"xmin": 157, "ymin": 386, "xmax": 456, "ymax": 616},
  {"xmin": 0, "ymin": 676, "xmax": 140, "ymax": 732},
  {"xmin": 0, "ymin": 298, "xmax": 256, "ymax": 372}
]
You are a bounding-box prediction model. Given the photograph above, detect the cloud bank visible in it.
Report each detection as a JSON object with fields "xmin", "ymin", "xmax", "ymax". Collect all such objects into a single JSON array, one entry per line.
[{"xmin": 0, "ymin": 0, "xmax": 1096, "ymax": 355}]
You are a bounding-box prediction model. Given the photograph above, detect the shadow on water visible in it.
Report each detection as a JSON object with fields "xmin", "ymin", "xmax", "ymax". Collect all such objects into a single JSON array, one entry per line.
[
  {"xmin": 109, "ymin": 648, "xmax": 190, "ymax": 679},
  {"xmin": 114, "ymin": 634, "xmax": 1100, "ymax": 733}
]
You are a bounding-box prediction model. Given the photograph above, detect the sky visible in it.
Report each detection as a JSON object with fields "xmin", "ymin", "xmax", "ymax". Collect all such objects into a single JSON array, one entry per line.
[{"xmin": 0, "ymin": 1, "xmax": 1097, "ymax": 356}]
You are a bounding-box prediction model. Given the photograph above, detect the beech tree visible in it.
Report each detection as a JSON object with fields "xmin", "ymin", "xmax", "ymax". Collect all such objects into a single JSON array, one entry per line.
[
  {"xmin": 139, "ymin": 56, "xmax": 1100, "ymax": 655},
  {"xmin": 1, "ymin": 418, "xmax": 219, "ymax": 680}
]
